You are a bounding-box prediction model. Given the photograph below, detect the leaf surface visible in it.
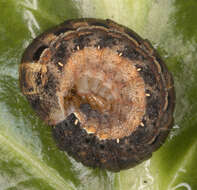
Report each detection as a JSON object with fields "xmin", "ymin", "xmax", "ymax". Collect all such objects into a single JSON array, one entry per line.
[{"xmin": 0, "ymin": 0, "xmax": 197, "ymax": 189}]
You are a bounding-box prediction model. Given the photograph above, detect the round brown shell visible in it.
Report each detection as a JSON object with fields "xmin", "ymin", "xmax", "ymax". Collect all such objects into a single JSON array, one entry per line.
[{"xmin": 19, "ymin": 18, "xmax": 175, "ymax": 172}]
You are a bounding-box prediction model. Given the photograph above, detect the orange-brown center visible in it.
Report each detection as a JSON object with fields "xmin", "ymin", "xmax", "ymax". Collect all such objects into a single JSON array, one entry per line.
[{"xmin": 59, "ymin": 47, "xmax": 146, "ymax": 140}]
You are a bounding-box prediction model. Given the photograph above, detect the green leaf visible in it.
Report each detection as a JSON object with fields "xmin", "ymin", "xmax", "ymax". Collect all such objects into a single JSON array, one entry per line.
[{"xmin": 0, "ymin": 0, "xmax": 197, "ymax": 189}]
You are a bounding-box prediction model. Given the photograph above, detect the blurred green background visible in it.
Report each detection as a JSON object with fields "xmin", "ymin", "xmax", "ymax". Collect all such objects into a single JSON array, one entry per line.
[{"xmin": 0, "ymin": 0, "xmax": 197, "ymax": 189}]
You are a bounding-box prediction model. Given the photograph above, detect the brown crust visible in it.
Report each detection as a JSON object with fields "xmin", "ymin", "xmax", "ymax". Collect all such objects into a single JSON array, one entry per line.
[{"xmin": 19, "ymin": 18, "xmax": 175, "ymax": 172}]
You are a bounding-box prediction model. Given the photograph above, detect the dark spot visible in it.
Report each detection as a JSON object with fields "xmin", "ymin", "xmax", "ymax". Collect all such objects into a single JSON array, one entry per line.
[
  {"xmin": 140, "ymin": 66, "xmax": 157, "ymax": 86},
  {"xmin": 33, "ymin": 45, "xmax": 48, "ymax": 61},
  {"xmin": 100, "ymin": 144, "xmax": 105, "ymax": 150},
  {"xmin": 141, "ymin": 117, "xmax": 147, "ymax": 126},
  {"xmin": 122, "ymin": 45, "xmax": 141, "ymax": 60},
  {"xmin": 28, "ymin": 87, "xmax": 34, "ymax": 92},
  {"xmin": 73, "ymin": 34, "xmax": 91, "ymax": 50},
  {"xmin": 55, "ymin": 44, "xmax": 66, "ymax": 60},
  {"xmin": 52, "ymin": 41, "xmax": 72, "ymax": 68},
  {"xmin": 96, "ymin": 34, "xmax": 117, "ymax": 48},
  {"xmin": 85, "ymin": 138, "xmax": 91, "ymax": 144}
]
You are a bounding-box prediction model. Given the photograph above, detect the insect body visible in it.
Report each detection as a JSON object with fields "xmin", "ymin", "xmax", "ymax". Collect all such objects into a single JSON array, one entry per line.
[{"xmin": 19, "ymin": 18, "xmax": 175, "ymax": 172}]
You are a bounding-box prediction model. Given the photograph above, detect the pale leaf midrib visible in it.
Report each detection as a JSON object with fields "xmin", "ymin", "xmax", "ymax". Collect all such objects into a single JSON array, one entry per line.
[{"xmin": 0, "ymin": 132, "xmax": 75, "ymax": 190}]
